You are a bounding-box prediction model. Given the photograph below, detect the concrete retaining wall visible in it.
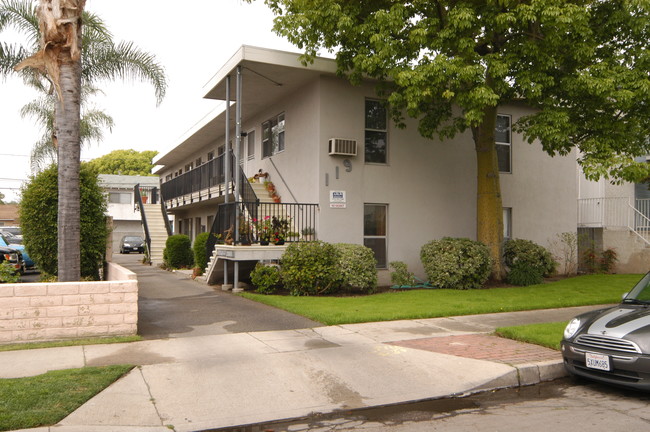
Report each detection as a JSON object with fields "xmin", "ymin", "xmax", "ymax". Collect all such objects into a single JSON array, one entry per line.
[{"xmin": 0, "ymin": 262, "xmax": 138, "ymax": 344}]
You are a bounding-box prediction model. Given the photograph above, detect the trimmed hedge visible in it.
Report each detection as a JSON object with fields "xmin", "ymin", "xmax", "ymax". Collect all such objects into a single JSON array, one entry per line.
[
  {"xmin": 163, "ymin": 235, "xmax": 193, "ymax": 269},
  {"xmin": 420, "ymin": 237, "xmax": 492, "ymax": 289},
  {"xmin": 193, "ymin": 232, "xmax": 210, "ymax": 272},
  {"xmin": 250, "ymin": 263, "xmax": 282, "ymax": 294},
  {"xmin": 19, "ymin": 163, "xmax": 108, "ymax": 279},
  {"xmin": 504, "ymin": 238, "xmax": 556, "ymax": 277},
  {"xmin": 280, "ymin": 241, "xmax": 340, "ymax": 296},
  {"xmin": 333, "ymin": 243, "xmax": 377, "ymax": 293}
]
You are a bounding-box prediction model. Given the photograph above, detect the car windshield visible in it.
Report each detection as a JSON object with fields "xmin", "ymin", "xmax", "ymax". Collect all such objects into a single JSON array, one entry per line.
[
  {"xmin": 124, "ymin": 237, "xmax": 143, "ymax": 243},
  {"xmin": 623, "ymin": 272, "xmax": 650, "ymax": 304}
]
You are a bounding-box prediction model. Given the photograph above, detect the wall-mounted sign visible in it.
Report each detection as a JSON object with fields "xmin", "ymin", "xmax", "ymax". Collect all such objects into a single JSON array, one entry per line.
[{"xmin": 329, "ymin": 190, "xmax": 346, "ymax": 209}]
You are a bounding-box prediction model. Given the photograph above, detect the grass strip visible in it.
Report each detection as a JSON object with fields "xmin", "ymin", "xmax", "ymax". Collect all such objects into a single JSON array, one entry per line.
[
  {"xmin": 495, "ymin": 322, "xmax": 568, "ymax": 350},
  {"xmin": 0, "ymin": 365, "xmax": 134, "ymax": 432},
  {"xmin": 240, "ymin": 274, "xmax": 639, "ymax": 325},
  {"xmin": 0, "ymin": 335, "xmax": 142, "ymax": 352}
]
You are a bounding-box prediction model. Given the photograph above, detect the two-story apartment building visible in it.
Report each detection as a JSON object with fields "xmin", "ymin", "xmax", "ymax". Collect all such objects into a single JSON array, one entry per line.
[{"xmin": 152, "ymin": 46, "xmax": 578, "ymax": 284}]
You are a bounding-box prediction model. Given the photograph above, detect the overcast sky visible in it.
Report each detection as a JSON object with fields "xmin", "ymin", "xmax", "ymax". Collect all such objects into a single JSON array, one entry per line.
[{"xmin": 0, "ymin": 0, "xmax": 300, "ymax": 201}]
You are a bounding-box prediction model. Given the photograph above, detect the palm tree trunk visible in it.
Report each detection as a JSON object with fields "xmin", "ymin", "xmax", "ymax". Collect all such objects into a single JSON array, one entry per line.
[
  {"xmin": 56, "ymin": 57, "xmax": 82, "ymax": 281},
  {"xmin": 473, "ymin": 104, "xmax": 505, "ymax": 281}
]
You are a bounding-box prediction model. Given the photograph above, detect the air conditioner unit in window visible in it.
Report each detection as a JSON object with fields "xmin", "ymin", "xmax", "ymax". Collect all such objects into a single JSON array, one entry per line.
[{"xmin": 328, "ymin": 138, "xmax": 357, "ymax": 156}]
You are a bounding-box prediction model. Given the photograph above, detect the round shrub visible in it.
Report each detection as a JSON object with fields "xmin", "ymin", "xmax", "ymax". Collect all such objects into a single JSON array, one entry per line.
[
  {"xmin": 19, "ymin": 163, "xmax": 108, "ymax": 279},
  {"xmin": 193, "ymin": 232, "xmax": 210, "ymax": 273},
  {"xmin": 250, "ymin": 263, "xmax": 282, "ymax": 294},
  {"xmin": 163, "ymin": 234, "xmax": 193, "ymax": 269},
  {"xmin": 333, "ymin": 243, "xmax": 377, "ymax": 293},
  {"xmin": 280, "ymin": 241, "xmax": 340, "ymax": 296},
  {"xmin": 503, "ymin": 238, "xmax": 556, "ymax": 277},
  {"xmin": 389, "ymin": 261, "xmax": 416, "ymax": 287},
  {"xmin": 420, "ymin": 237, "xmax": 492, "ymax": 289},
  {"xmin": 506, "ymin": 262, "xmax": 544, "ymax": 286}
]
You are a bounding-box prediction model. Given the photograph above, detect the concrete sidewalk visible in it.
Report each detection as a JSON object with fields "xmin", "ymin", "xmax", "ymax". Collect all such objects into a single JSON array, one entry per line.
[{"xmin": 1, "ymin": 305, "xmax": 605, "ymax": 432}]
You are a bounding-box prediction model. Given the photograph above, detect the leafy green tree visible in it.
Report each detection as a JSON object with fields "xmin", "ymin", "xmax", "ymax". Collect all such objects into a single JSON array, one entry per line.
[
  {"xmin": 2, "ymin": 0, "xmax": 166, "ymax": 281},
  {"xmin": 0, "ymin": 191, "xmax": 5, "ymax": 204},
  {"xmin": 88, "ymin": 149, "xmax": 159, "ymax": 176},
  {"xmin": 258, "ymin": 0, "xmax": 650, "ymax": 279},
  {"xmin": 19, "ymin": 163, "xmax": 108, "ymax": 279}
]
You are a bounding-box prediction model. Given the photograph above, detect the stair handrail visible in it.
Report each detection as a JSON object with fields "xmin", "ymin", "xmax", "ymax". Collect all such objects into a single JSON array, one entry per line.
[
  {"xmin": 627, "ymin": 200, "xmax": 650, "ymax": 247},
  {"xmin": 268, "ymin": 157, "xmax": 298, "ymax": 203},
  {"xmin": 134, "ymin": 183, "xmax": 152, "ymax": 264},
  {"xmin": 158, "ymin": 185, "xmax": 173, "ymax": 236}
]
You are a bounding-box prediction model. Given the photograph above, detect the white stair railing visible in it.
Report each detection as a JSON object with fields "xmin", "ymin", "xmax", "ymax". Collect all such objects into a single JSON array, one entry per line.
[{"xmin": 578, "ymin": 197, "xmax": 650, "ymax": 247}]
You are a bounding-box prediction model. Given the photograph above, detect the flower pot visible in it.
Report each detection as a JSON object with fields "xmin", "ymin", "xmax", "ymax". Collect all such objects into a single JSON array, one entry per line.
[
  {"xmin": 142, "ymin": 196, "xmax": 148, "ymax": 204},
  {"xmin": 260, "ymin": 240, "xmax": 269, "ymax": 246},
  {"xmin": 274, "ymin": 240, "xmax": 285, "ymax": 246}
]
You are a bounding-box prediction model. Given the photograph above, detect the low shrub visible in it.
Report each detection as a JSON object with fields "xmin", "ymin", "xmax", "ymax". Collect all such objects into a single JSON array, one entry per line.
[
  {"xmin": 583, "ymin": 247, "xmax": 618, "ymax": 274},
  {"xmin": 280, "ymin": 241, "xmax": 340, "ymax": 296},
  {"xmin": 0, "ymin": 261, "xmax": 19, "ymax": 283},
  {"xmin": 163, "ymin": 235, "xmax": 193, "ymax": 269},
  {"xmin": 503, "ymin": 238, "xmax": 556, "ymax": 277},
  {"xmin": 389, "ymin": 261, "xmax": 416, "ymax": 287},
  {"xmin": 193, "ymin": 232, "xmax": 210, "ymax": 273},
  {"xmin": 333, "ymin": 243, "xmax": 377, "ymax": 293},
  {"xmin": 420, "ymin": 237, "xmax": 492, "ymax": 289},
  {"xmin": 506, "ymin": 262, "xmax": 544, "ymax": 286},
  {"xmin": 250, "ymin": 263, "xmax": 282, "ymax": 294}
]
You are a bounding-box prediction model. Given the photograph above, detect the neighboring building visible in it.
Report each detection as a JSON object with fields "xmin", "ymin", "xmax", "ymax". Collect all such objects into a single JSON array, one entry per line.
[
  {"xmin": 0, "ymin": 204, "xmax": 19, "ymax": 226},
  {"xmin": 153, "ymin": 46, "xmax": 578, "ymax": 285},
  {"xmin": 99, "ymin": 174, "xmax": 161, "ymax": 251}
]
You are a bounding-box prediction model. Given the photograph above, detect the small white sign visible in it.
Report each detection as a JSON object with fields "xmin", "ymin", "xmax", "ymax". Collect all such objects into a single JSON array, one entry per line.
[
  {"xmin": 330, "ymin": 190, "xmax": 346, "ymax": 202},
  {"xmin": 330, "ymin": 190, "xmax": 346, "ymax": 209}
]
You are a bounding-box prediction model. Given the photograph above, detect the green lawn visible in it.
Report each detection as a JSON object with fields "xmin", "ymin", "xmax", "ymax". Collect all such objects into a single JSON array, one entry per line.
[
  {"xmin": 240, "ymin": 273, "xmax": 640, "ymax": 325},
  {"xmin": 495, "ymin": 322, "xmax": 568, "ymax": 350},
  {"xmin": 0, "ymin": 365, "xmax": 133, "ymax": 432}
]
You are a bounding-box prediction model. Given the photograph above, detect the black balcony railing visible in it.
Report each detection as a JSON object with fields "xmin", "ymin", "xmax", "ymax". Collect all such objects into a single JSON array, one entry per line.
[
  {"xmin": 161, "ymin": 152, "xmax": 228, "ymax": 202},
  {"xmin": 205, "ymin": 201, "xmax": 319, "ymax": 261}
]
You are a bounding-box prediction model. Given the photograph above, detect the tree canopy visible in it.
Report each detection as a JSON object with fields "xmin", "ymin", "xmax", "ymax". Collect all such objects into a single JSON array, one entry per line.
[
  {"xmin": 263, "ymin": 0, "xmax": 650, "ymax": 182},
  {"xmin": 87, "ymin": 149, "xmax": 158, "ymax": 176}
]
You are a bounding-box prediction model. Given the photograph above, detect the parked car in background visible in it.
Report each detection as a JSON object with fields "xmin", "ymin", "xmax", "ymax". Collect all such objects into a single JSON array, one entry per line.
[
  {"xmin": 0, "ymin": 246, "xmax": 24, "ymax": 274},
  {"xmin": 0, "ymin": 233, "xmax": 36, "ymax": 273},
  {"xmin": 120, "ymin": 235, "xmax": 145, "ymax": 254},
  {"xmin": 562, "ymin": 271, "xmax": 650, "ymax": 390},
  {"xmin": 0, "ymin": 226, "xmax": 23, "ymax": 242}
]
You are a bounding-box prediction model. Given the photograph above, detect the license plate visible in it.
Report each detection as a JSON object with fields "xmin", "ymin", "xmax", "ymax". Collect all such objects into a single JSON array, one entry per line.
[{"xmin": 585, "ymin": 352, "xmax": 611, "ymax": 371}]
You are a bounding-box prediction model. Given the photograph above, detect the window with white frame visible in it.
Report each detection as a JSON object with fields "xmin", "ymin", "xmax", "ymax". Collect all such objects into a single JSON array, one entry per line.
[
  {"xmin": 364, "ymin": 204, "xmax": 388, "ymax": 268},
  {"xmin": 262, "ymin": 113, "xmax": 285, "ymax": 158},
  {"xmin": 496, "ymin": 114, "xmax": 511, "ymax": 173},
  {"xmin": 503, "ymin": 207, "xmax": 512, "ymax": 240},
  {"xmin": 365, "ymin": 99, "xmax": 388, "ymax": 164}
]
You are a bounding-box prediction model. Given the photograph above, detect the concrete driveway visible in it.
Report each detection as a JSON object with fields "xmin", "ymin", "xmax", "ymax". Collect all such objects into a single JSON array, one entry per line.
[{"xmin": 111, "ymin": 253, "xmax": 319, "ymax": 339}]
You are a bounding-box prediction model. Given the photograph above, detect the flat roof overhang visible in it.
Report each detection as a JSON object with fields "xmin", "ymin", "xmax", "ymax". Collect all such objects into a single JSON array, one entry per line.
[{"xmin": 153, "ymin": 46, "xmax": 338, "ymax": 172}]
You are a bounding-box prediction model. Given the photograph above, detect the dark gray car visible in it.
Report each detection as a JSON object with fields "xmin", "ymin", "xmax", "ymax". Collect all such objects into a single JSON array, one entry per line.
[
  {"xmin": 562, "ymin": 272, "xmax": 650, "ymax": 390},
  {"xmin": 119, "ymin": 235, "xmax": 145, "ymax": 254}
]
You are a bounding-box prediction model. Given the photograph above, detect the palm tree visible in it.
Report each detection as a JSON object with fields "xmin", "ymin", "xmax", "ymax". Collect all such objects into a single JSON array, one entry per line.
[
  {"xmin": 3, "ymin": 0, "xmax": 167, "ymax": 281},
  {"xmin": 1, "ymin": 0, "xmax": 166, "ymax": 170}
]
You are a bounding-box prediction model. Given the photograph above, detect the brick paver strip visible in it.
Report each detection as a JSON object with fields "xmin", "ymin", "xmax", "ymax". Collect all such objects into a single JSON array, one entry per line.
[{"xmin": 390, "ymin": 334, "xmax": 560, "ymax": 365}]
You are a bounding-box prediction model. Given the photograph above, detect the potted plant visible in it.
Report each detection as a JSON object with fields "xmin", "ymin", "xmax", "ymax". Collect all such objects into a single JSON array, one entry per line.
[
  {"xmin": 238, "ymin": 216, "xmax": 252, "ymax": 245},
  {"xmin": 271, "ymin": 216, "xmax": 290, "ymax": 245},
  {"xmin": 253, "ymin": 216, "xmax": 273, "ymax": 245},
  {"xmin": 301, "ymin": 226, "xmax": 315, "ymax": 241}
]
